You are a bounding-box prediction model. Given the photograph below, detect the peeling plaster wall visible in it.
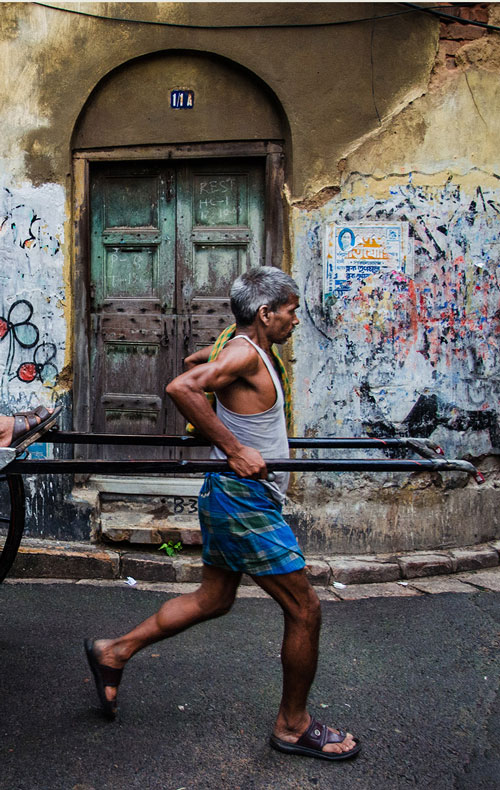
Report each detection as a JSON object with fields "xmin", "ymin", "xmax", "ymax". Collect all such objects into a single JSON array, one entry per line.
[
  {"xmin": 0, "ymin": 1, "xmax": 498, "ymax": 550},
  {"xmin": 289, "ymin": 178, "xmax": 500, "ymax": 553},
  {"xmin": 288, "ymin": 5, "xmax": 500, "ymax": 553},
  {"xmin": 0, "ymin": 180, "xmax": 74, "ymax": 541},
  {"xmin": 0, "ymin": 3, "xmax": 70, "ymax": 414},
  {"xmin": 0, "ymin": 182, "xmax": 66, "ymax": 412}
]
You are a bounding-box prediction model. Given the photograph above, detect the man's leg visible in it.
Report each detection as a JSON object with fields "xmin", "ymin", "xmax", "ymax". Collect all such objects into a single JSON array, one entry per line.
[
  {"xmin": 88, "ymin": 563, "xmax": 241, "ymax": 707},
  {"xmin": 253, "ymin": 569, "xmax": 357, "ymax": 756}
]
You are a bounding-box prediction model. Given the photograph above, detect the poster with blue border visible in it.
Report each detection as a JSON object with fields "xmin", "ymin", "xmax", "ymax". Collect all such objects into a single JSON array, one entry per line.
[{"xmin": 323, "ymin": 223, "xmax": 410, "ymax": 300}]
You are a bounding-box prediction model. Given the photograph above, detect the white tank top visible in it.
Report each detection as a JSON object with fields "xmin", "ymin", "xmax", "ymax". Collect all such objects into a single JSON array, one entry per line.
[{"xmin": 210, "ymin": 334, "xmax": 290, "ymax": 504}]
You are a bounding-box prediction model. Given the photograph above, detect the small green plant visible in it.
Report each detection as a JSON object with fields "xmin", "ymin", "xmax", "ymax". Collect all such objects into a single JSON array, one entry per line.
[{"xmin": 158, "ymin": 540, "xmax": 183, "ymax": 557}]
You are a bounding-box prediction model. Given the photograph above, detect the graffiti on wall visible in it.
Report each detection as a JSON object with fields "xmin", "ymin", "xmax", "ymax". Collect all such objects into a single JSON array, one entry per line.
[
  {"xmin": 0, "ymin": 300, "xmax": 58, "ymax": 386},
  {"xmin": 0, "ymin": 183, "xmax": 65, "ymax": 403},
  {"xmin": 0, "ymin": 187, "xmax": 60, "ymax": 257},
  {"xmin": 294, "ymin": 181, "xmax": 500, "ymax": 455}
]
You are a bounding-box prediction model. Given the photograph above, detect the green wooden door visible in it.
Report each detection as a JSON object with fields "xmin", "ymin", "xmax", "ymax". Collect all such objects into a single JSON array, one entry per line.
[{"xmin": 90, "ymin": 158, "xmax": 265, "ymax": 456}]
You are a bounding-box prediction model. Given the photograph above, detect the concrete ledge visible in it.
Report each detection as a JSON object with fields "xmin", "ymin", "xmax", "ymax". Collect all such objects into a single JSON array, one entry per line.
[
  {"xmin": 398, "ymin": 553, "xmax": 455, "ymax": 579},
  {"xmin": 333, "ymin": 582, "xmax": 422, "ymax": 600},
  {"xmin": 456, "ymin": 568, "xmax": 500, "ymax": 592},
  {"xmin": 4, "ymin": 538, "xmax": 500, "ymax": 586},
  {"xmin": 7, "ymin": 569, "xmax": 500, "ymax": 600},
  {"xmin": 326, "ymin": 556, "xmax": 400, "ymax": 585},
  {"xmin": 121, "ymin": 552, "xmax": 177, "ymax": 583},
  {"xmin": 407, "ymin": 576, "xmax": 479, "ymax": 594},
  {"xmin": 448, "ymin": 545, "xmax": 499, "ymax": 572},
  {"xmin": 9, "ymin": 540, "xmax": 119, "ymax": 580},
  {"xmin": 172, "ymin": 557, "xmax": 204, "ymax": 583},
  {"xmin": 305, "ymin": 560, "xmax": 331, "ymax": 586}
]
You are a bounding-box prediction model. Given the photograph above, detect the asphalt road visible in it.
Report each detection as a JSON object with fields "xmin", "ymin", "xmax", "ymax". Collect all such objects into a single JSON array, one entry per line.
[{"xmin": 0, "ymin": 582, "xmax": 499, "ymax": 790}]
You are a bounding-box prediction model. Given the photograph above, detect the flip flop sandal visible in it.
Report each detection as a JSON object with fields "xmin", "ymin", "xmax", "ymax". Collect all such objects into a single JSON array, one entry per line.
[
  {"xmin": 84, "ymin": 639, "xmax": 123, "ymax": 720},
  {"xmin": 10, "ymin": 405, "xmax": 62, "ymax": 454},
  {"xmin": 270, "ymin": 717, "xmax": 361, "ymax": 761}
]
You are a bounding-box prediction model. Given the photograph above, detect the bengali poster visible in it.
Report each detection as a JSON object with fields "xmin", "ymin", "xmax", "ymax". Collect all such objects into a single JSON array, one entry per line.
[{"xmin": 323, "ymin": 223, "xmax": 410, "ymax": 299}]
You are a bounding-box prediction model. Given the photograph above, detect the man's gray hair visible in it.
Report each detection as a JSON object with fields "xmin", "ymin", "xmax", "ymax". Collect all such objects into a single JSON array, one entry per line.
[{"xmin": 230, "ymin": 266, "xmax": 299, "ymax": 325}]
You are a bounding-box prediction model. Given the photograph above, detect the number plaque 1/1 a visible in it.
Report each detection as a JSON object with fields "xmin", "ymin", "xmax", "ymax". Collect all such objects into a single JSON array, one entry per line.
[{"xmin": 171, "ymin": 90, "xmax": 194, "ymax": 109}]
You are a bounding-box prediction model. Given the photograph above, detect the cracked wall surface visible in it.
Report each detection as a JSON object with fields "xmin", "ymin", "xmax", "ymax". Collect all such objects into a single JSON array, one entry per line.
[{"xmin": 289, "ymin": 3, "xmax": 500, "ymax": 552}]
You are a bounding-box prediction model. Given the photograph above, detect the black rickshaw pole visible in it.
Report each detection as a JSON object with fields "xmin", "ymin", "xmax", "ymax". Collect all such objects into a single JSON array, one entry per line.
[{"xmin": 6, "ymin": 456, "xmax": 480, "ymax": 478}]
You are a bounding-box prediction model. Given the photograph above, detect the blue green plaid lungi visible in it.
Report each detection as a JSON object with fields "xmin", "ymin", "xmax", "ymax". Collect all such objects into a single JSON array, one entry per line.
[{"xmin": 198, "ymin": 473, "xmax": 305, "ymax": 576}]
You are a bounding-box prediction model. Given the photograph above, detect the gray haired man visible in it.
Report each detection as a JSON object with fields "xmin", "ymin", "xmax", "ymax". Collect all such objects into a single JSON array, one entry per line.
[{"xmin": 85, "ymin": 267, "xmax": 360, "ymax": 762}]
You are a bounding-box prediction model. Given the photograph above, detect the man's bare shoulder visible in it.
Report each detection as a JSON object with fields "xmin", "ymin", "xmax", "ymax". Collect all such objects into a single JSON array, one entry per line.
[{"xmin": 216, "ymin": 337, "xmax": 261, "ymax": 372}]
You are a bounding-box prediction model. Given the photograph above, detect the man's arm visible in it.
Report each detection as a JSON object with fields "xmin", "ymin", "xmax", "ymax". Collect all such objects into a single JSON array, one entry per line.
[
  {"xmin": 183, "ymin": 344, "xmax": 214, "ymax": 371},
  {"xmin": 167, "ymin": 344, "xmax": 268, "ymax": 479}
]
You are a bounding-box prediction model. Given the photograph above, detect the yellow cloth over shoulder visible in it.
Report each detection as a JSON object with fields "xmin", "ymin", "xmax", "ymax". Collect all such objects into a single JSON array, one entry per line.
[{"xmin": 185, "ymin": 323, "xmax": 292, "ymax": 435}]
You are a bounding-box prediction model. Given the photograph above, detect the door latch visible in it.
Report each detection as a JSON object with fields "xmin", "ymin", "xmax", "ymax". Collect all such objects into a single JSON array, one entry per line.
[
  {"xmin": 166, "ymin": 172, "xmax": 175, "ymax": 203},
  {"xmin": 160, "ymin": 320, "xmax": 170, "ymax": 347},
  {"xmin": 183, "ymin": 318, "xmax": 191, "ymax": 353}
]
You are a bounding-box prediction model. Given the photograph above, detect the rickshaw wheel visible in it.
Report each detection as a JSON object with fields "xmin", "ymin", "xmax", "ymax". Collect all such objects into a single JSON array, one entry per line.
[{"xmin": 0, "ymin": 474, "xmax": 26, "ymax": 583}]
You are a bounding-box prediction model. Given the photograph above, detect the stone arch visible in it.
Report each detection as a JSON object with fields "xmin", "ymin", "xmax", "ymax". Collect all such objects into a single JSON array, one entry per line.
[{"xmin": 72, "ymin": 49, "xmax": 288, "ymax": 149}]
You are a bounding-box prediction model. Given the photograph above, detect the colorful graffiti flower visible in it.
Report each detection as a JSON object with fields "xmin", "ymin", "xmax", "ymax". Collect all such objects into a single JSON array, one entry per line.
[
  {"xmin": 0, "ymin": 299, "xmax": 39, "ymax": 349},
  {"xmin": 17, "ymin": 342, "xmax": 58, "ymax": 386},
  {"xmin": 0, "ymin": 299, "xmax": 58, "ymax": 388}
]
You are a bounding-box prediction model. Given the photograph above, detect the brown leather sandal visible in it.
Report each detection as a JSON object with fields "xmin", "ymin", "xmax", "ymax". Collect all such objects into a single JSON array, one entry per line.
[
  {"xmin": 270, "ymin": 717, "xmax": 361, "ymax": 761},
  {"xmin": 10, "ymin": 405, "xmax": 62, "ymax": 453}
]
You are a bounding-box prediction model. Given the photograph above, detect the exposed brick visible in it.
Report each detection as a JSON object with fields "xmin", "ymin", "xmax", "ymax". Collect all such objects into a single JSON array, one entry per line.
[
  {"xmin": 441, "ymin": 22, "xmax": 486, "ymax": 40},
  {"xmin": 448, "ymin": 546, "xmax": 499, "ymax": 572},
  {"xmin": 472, "ymin": 9, "xmax": 490, "ymax": 24},
  {"xmin": 440, "ymin": 39, "xmax": 465, "ymax": 55},
  {"xmin": 398, "ymin": 553, "xmax": 454, "ymax": 579},
  {"xmin": 121, "ymin": 552, "xmax": 176, "ymax": 583},
  {"xmin": 327, "ymin": 557, "xmax": 400, "ymax": 585},
  {"xmin": 459, "ymin": 6, "xmax": 489, "ymax": 24}
]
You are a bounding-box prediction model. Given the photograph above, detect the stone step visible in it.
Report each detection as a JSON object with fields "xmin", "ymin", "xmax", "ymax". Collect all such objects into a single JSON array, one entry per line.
[
  {"xmin": 100, "ymin": 510, "xmax": 202, "ymax": 546},
  {"xmin": 7, "ymin": 538, "xmax": 500, "ymax": 591},
  {"xmin": 91, "ymin": 475, "xmax": 203, "ymax": 497}
]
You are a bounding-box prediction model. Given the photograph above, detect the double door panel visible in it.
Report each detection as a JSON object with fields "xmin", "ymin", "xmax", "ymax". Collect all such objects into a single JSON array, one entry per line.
[{"xmin": 90, "ymin": 159, "xmax": 264, "ymax": 458}]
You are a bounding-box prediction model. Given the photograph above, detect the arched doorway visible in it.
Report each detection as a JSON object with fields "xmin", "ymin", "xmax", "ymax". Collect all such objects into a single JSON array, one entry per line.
[{"xmin": 72, "ymin": 50, "xmax": 288, "ymax": 459}]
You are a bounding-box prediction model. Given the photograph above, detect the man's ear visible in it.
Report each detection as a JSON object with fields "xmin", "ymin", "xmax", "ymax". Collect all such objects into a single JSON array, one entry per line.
[{"xmin": 257, "ymin": 304, "xmax": 271, "ymax": 324}]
